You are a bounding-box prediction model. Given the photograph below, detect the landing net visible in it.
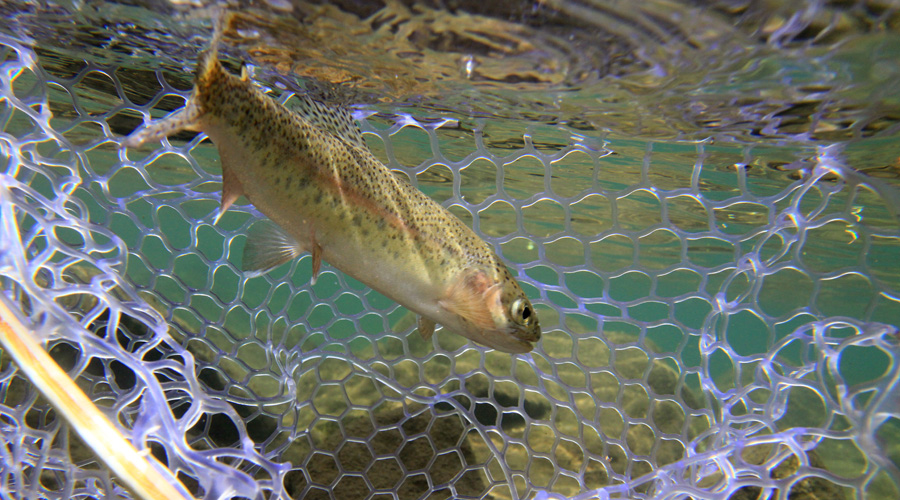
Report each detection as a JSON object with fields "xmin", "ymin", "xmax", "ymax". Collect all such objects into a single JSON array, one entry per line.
[{"xmin": 1, "ymin": 26, "xmax": 899, "ymax": 500}]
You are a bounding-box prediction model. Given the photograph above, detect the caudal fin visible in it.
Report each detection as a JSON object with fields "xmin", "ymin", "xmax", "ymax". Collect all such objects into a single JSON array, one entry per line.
[
  {"xmin": 122, "ymin": 10, "xmax": 232, "ymax": 148},
  {"xmin": 195, "ymin": 9, "xmax": 229, "ymax": 85}
]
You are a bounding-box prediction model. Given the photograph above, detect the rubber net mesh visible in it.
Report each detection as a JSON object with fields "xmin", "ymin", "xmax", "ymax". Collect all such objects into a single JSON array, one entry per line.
[{"xmin": 1, "ymin": 28, "xmax": 900, "ymax": 500}]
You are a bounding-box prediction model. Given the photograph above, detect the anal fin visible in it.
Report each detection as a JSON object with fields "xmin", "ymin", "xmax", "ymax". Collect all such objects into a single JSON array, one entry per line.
[
  {"xmin": 242, "ymin": 221, "xmax": 304, "ymax": 274},
  {"xmin": 215, "ymin": 166, "xmax": 244, "ymax": 224}
]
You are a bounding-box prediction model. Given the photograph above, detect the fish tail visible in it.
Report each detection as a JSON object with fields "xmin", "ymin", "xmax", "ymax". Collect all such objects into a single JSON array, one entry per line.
[
  {"xmin": 195, "ymin": 9, "xmax": 230, "ymax": 87},
  {"xmin": 123, "ymin": 11, "xmax": 234, "ymax": 149}
]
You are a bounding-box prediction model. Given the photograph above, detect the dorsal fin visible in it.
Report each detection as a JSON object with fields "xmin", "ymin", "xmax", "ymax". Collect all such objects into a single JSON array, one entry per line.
[{"xmin": 287, "ymin": 95, "xmax": 367, "ymax": 150}]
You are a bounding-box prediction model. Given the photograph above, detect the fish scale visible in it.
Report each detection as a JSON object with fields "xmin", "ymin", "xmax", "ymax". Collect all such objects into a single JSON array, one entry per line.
[{"xmin": 123, "ymin": 30, "xmax": 540, "ymax": 353}]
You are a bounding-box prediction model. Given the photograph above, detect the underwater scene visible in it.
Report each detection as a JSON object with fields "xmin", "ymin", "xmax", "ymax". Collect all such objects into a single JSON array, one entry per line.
[{"xmin": 0, "ymin": 1, "xmax": 899, "ymax": 499}]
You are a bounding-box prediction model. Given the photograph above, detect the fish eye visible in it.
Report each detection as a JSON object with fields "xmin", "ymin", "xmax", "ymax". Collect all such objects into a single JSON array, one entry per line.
[{"xmin": 511, "ymin": 298, "xmax": 532, "ymax": 325}]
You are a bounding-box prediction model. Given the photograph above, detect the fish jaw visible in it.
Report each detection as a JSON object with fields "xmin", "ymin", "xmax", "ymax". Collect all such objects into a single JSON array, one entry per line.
[
  {"xmin": 438, "ymin": 307, "xmax": 538, "ymax": 354},
  {"xmin": 467, "ymin": 326, "xmax": 537, "ymax": 354}
]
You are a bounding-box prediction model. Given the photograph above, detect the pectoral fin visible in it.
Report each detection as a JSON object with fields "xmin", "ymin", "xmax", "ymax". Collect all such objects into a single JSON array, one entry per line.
[
  {"xmin": 309, "ymin": 230, "xmax": 322, "ymax": 286},
  {"xmin": 242, "ymin": 222, "xmax": 304, "ymax": 273},
  {"xmin": 417, "ymin": 316, "xmax": 436, "ymax": 340}
]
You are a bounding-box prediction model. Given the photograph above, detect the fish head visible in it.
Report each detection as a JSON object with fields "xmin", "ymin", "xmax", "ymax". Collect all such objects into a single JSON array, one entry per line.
[
  {"xmin": 491, "ymin": 279, "xmax": 541, "ymax": 353},
  {"xmin": 440, "ymin": 267, "xmax": 541, "ymax": 353}
]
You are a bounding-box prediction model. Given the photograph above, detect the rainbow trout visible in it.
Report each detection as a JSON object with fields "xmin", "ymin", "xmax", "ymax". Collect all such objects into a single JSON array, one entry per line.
[{"xmin": 122, "ymin": 39, "xmax": 540, "ymax": 353}]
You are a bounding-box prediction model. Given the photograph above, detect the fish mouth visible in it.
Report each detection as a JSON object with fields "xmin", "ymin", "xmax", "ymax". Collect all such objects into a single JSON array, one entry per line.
[
  {"xmin": 477, "ymin": 328, "xmax": 537, "ymax": 354},
  {"xmin": 452, "ymin": 321, "xmax": 539, "ymax": 353},
  {"xmin": 482, "ymin": 336, "xmax": 534, "ymax": 354},
  {"xmin": 516, "ymin": 326, "xmax": 541, "ymax": 343}
]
